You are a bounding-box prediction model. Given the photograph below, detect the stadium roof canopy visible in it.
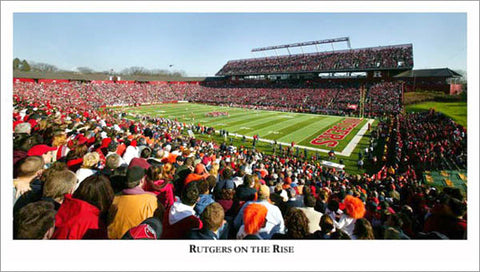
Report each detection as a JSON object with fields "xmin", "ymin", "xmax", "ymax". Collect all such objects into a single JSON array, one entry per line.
[
  {"xmin": 394, "ymin": 68, "xmax": 462, "ymax": 78},
  {"xmin": 251, "ymin": 37, "xmax": 351, "ymax": 52}
]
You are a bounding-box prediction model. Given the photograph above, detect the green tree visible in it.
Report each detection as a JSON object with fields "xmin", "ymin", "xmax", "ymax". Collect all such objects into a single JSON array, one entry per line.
[
  {"xmin": 13, "ymin": 58, "xmax": 21, "ymax": 70},
  {"xmin": 20, "ymin": 60, "xmax": 31, "ymax": 71}
]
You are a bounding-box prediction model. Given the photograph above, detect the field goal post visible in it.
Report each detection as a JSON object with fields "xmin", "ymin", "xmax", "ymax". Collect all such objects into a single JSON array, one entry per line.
[{"xmin": 359, "ymin": 85, "xmax": 366, "ymax": 117}]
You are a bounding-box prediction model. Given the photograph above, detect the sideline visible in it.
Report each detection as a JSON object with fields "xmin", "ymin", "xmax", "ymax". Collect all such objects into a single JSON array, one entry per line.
[{"xmin": 339, "ymin": 119, "xmax": 375, "ymax": 156}]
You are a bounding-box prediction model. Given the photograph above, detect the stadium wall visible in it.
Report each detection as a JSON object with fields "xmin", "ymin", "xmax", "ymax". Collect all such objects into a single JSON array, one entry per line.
[{"xmin": 14, "ymin": 78, "xmax": 202, "ymax": 85}]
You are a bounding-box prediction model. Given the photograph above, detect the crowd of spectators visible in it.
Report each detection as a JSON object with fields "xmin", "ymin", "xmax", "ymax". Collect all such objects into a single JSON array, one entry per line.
[
  {"xmin": 379, "ymin": 109, "xmax": 467, "ymax": 175},
  {"xmin": 216, "ymin": 45, "xmax": 413, "ymax": 76},
  {"xmin": 14, "ymin": 80, "xmax": 403, "ymax": 117},
  {"xmin": 12, "ymin": 80, "xmax": 467, "ymax": 240},
  {"xmin": 365, "ymin": 81, "xmax": 404, "ymax": 116}
]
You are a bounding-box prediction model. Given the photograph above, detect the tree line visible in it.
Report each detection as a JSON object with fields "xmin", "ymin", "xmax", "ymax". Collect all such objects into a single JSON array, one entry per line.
[{"xmin": 13, "ymin": 58, "xmax": 187, "ymax": 77}]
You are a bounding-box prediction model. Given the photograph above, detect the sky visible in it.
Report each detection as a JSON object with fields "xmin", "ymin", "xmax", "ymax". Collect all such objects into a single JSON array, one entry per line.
[{"xmin": 13, "ymin": 13, "xmax": 467, "ymax": 76}]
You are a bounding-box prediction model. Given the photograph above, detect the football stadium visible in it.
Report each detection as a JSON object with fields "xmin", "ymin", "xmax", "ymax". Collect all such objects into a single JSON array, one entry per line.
[{"xmin": 11, "ymin": 14, "xmax": 468, "ymax": 245}]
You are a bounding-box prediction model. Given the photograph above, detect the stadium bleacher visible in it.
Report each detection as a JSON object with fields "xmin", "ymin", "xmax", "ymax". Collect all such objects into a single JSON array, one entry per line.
[{"xmin": 217, "ymin": 44, "xmax": 413, "ymax": 76}]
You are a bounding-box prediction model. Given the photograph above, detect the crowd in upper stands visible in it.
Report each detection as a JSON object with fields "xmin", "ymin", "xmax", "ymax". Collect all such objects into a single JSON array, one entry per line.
[
  {"xmin": 217, "ymin": 45, "xmax": 414, "ymax": 76},
  {"xmin": 12, "ymin": 78, "xmax": 467, "ymax": 240}
]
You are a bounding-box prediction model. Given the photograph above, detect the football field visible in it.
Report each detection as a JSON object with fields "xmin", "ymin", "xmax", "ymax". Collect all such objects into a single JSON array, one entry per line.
[{"xmin": 122, "ymin": 103, "xmax": 374, "ymax": 156}]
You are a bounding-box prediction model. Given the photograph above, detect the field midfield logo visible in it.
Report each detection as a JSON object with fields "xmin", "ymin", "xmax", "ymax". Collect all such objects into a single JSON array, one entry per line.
[{"xmin": 310, "ymin": 118, "xmax": 363, "ymax": 147}]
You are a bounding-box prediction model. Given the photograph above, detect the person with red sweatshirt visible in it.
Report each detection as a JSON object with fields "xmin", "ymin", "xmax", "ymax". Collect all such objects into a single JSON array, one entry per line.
[{"xmin": 52, "ymin": 175, "xmax": 114, "ymax": 239}]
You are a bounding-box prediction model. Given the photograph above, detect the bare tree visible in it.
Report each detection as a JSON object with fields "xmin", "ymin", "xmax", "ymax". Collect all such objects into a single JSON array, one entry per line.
[
  {"xmin": 30, "ymin": 62, "xmax": 59, "ymax": 72},
  {"xmin": 76, "ymin": 67, "xmax": 96, "ymax": 74}
]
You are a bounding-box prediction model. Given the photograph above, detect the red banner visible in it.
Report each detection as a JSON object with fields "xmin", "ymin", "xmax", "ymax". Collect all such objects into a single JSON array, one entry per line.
[
  {"xmin": 13, "ymin": 78, "xmax": 35, "ymax": 83},
  {"xmin": 450, "ymin": 84, "xmax": 463, "ymax": 95},
  {"xmin": 116, "ymin": 80, "xmax": 135, "ymax": 84},
  {"xmin": 91, "ymin": 80, "xmax": 114, "ymax": 84},
  {"xmin": 38, "ymin": 79, "xmax": 70, "ymax": 84},
  {"xmin": 347, "ymin": 104, "xmax": 358, "ymax": 110},
  {"xmin": 149, "ymin": 81, "xmax": 168, "ymax": 85}
]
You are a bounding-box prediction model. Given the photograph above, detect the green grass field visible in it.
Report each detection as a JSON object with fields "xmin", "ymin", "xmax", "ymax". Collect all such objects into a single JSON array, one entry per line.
[
  {"xmin": 405, "ymin": 101, "xmax": 467, "ymax": 128},
  {"xmin": 120, "ymin": 103, "xmax": 379, "ymax": 174},
  {"xmin": 123, "ymin": 103, "xmax": 372, "ymax": 154}
]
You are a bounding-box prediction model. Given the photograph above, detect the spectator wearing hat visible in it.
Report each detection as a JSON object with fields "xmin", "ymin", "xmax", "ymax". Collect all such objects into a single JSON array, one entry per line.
[
  {"xmin": 161, "ymin": 182, "xmax": 202, "ymax": 239},
  {"xmin": 14, "ymin": 201, "xmax": 56, "ymax": 239},
  {"xmin": 122, "ymin": 215, "xmax": 163, "ymax": 240},
  {"xmin": 108, "ymin": 166, "xmax": 158, "ymax": 239},
  {"xmin": 334, "ymin": 195, "xmax": 366, "ymax": 238},
  {"xmin": 128, "ymin": 147, "xmax": 152, "ymax": 170},
  {"xmin": 188, "ymin": 202, "xmax": 227, "ymax": 240},
  {"xmin": 52, "ymin": 175, "xmax": 114, "ymax": 239},
  {"xmin": 234, "ymin": 185, "xmax": 285, "ymax": 239},
  {"xmin": 298, "ymin": 194, "xmax": 323, "ymax": 233},
  {"xmin": 27, "ymin": 144, "xmax": 57, "ymax": 166}
]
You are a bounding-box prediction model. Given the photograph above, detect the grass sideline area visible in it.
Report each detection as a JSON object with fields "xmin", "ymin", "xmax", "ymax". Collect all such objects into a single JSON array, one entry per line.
[
  {"xmin": 121, "ymin": 103, "xmax": 378, "ymax": 174},
  {"xmin": 405, "ymin": 101, "xmax": 467, "ymax": 128}
]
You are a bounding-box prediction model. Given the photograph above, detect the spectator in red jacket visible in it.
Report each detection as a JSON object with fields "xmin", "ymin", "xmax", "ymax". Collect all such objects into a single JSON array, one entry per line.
[
  {"xmin": 52, "ymin": 174, "xmax": 114, "ymax": 239},
  {"xmin": 144, "ymin": 165, "xmax": 175, "ymax": 209}
]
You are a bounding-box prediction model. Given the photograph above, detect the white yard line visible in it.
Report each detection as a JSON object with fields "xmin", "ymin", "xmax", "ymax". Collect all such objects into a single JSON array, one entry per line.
[
  {"xmin": 215, "ymin": 131, "xmax": 332, "ymax": 153},
  {"xmin": 339, "ymin": 119, "xmax": 375, "ymax": 156},
  {"xmin": 214, "ymin": 118, "xmax": 374, "ymax": 156}
]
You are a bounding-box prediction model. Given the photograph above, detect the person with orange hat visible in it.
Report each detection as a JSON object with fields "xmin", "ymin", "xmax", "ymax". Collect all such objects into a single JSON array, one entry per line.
[
  {"xmin": 236, "ymin": 203, "xmax": 268, "ymax": 239},
  {"xmin": 334, "ymin": 195, "xmax": 366, "ymax": 238},
  {"xmin": 233, "ymin": 185, "xmax": 285, "ymax": 239}
]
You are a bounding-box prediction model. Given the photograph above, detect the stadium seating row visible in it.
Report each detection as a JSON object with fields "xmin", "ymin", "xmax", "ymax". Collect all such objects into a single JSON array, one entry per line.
[{"xmin": 217, "ymin": 45, "xmax": 413, "ymax": 76}]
